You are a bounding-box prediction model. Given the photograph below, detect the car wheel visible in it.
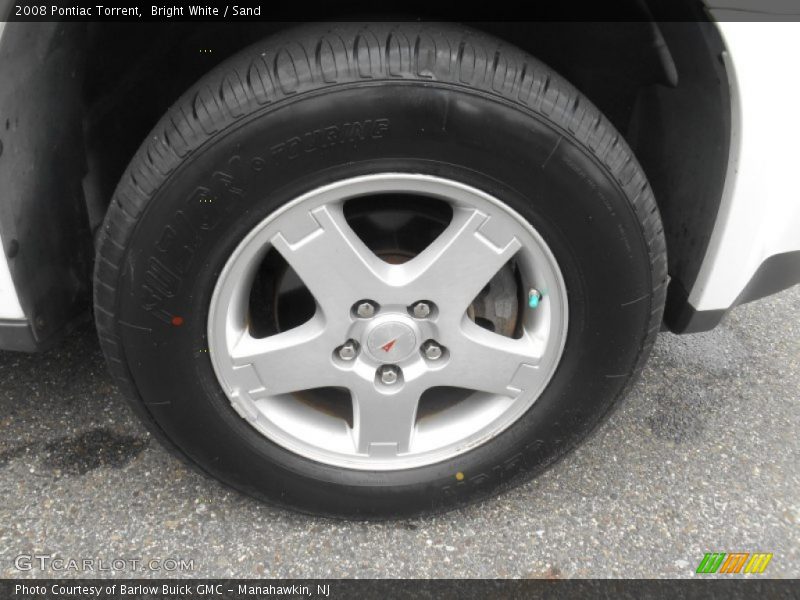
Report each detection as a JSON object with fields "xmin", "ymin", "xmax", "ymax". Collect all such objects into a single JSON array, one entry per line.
[{"xmin": 94, "ymin": 22, "xmax": 667, "ymax": 517}]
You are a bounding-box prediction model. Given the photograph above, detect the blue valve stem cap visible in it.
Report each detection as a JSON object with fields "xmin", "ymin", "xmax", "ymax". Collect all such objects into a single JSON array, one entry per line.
[{"xmin": 528, "ymin": 289, "xmax": 542, "ymax": 308}]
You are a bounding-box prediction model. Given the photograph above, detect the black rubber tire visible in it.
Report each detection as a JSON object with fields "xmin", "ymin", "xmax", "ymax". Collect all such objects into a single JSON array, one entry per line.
[{"xmin": 94, "ymin": 22, "xmax": 667, "ymax": 518}]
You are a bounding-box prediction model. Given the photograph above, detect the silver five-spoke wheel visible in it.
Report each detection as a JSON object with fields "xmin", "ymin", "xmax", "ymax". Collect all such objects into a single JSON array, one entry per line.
[{"xmin": 208, "ymin": 174, "xmax": 568, "ymax": 470}]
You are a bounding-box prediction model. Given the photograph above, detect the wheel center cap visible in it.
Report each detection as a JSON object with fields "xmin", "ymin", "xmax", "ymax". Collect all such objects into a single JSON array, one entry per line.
[{"xmin": 365, "ymin": 321, "xmax": 417, "ymax": 363}]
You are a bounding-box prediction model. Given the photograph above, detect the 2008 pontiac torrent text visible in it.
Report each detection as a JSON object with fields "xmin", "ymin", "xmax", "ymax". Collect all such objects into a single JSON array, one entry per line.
[{"xmin": 17, "ymin": 5, "xmax": 142, "ymax": 17}]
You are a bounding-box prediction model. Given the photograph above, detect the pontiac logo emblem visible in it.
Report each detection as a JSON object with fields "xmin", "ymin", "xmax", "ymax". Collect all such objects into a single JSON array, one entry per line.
[
  {"xmin": 380, "ymin": 339, "xmax": 398, "ymax": 353},
  {"xmin": 365, "ymin": 322, "xmax": 417, "ymax": 362}
]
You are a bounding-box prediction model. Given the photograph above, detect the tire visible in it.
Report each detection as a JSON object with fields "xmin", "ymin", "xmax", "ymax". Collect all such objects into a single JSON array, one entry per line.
[{"xmin": 94, "ymin": 22, "xmax": 667, "ymax": 518}]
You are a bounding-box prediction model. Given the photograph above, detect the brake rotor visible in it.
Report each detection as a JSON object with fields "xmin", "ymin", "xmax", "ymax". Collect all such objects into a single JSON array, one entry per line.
[{"xmin": 467, "ymin": 263, "xmax": 519, "ymax": 337}]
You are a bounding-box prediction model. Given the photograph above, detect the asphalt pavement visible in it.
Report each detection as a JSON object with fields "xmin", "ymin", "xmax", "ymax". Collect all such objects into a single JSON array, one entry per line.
[{"xmin": 0, "ymin": 286, "xmax": 797, "ymax": 578}]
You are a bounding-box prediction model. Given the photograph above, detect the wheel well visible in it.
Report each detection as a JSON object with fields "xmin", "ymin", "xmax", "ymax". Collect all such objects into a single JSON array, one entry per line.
[
  {"xmin": 83, "ymin": 10, "xmax": 730, "ymax": 311},
  {"xmin": 0, "ymin": 6, "xmax": 730, "ymax": 349},
  {"xmin": 483, "ymin": 16, "xmax": 731, "ymax": 313}
]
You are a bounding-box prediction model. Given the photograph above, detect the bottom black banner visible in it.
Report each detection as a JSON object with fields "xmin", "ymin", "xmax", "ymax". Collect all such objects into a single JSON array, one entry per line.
[{"xmin": 1, "ymin": 579, "xmax": 798, "ymax": 600}]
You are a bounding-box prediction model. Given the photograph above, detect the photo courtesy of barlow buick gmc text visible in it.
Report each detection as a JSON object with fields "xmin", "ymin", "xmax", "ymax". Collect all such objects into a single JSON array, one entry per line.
[{"xmin": 0, "ymin": 0, "xmax": 798, "ymax": 596}]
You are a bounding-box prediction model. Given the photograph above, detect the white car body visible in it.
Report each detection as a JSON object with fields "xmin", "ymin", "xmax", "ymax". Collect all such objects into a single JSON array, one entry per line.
[
  {"xmin": 0, "ymin": 21, "xmax": 22, "ymax": 321},
  {"xmin": 691, "ymin": 18, "xmax": 800, "ymax": 312}
]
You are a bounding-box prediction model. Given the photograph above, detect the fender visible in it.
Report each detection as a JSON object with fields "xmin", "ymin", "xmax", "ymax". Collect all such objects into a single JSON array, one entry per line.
[
  {"xmin": 667, "ymin": 16, "xmax": 800, "ymax": 331},
  {"xmin": 0, "ymin": 20, "xmax": 93, "ymax": 350}
]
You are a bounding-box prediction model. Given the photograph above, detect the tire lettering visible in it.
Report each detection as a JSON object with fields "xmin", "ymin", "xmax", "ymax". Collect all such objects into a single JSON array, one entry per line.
[
  {"xmin": 139, "ymin": 169, "xmax": 244, "ymax": 323},
  {"xmin": 269, "ymin": 118, "xmax": 390, "ymax": 162}
]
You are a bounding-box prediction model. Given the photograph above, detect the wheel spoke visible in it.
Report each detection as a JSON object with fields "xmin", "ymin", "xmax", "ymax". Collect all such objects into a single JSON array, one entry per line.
[
  {"xmin": 350, "ymin": 380, "xmax": 424, "ymax": 456},
  {"xmin": 400, "ymin": 207, "xmax": 522, "ymax": 314},
  {"xmin": 270, "ymin": 203, "xmax": 389, "ymax": 316},
  {"xmin": 229, "ymin": 315, "xmax": 337, "ymax": 397},
  {"xmin": 437, "ymin": 319, "xmax": 545, "ymax": 397}
]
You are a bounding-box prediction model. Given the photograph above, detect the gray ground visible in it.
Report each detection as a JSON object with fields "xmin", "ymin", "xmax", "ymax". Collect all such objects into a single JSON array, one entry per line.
[{"xmin": 0, "ymin": 287, "xmax": 797, "ymax": 579}]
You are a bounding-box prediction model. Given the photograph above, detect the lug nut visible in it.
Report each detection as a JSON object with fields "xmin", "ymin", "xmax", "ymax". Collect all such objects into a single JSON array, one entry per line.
[
  {"xmin": 422, "ymin": 341, "xmax": 443, "ymax": 361},
  {"xmin": 338, "ymin": 340, "xmax": 358, "ymax": 361},
  {"xmin": 411, "ymin": 301, "xmax": 432, "ymax": 319},
  {"xmin": 379, "ymin": 365, "xmax": 400, "ymax": 385},
  {"xmin": 355, "ymin": 301, "xmax": 376, "ymax": 318}
]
